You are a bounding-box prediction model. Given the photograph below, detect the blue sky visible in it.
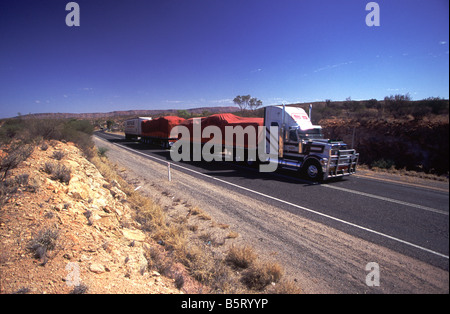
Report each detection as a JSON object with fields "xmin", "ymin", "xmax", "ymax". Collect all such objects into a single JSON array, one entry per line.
[{"xmin": 0, "ymin": 0, "xmax": 448, "ymax": 118}]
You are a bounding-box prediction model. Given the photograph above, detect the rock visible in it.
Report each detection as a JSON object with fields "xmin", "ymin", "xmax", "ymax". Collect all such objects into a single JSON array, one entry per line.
[
  {"xmin": 94, "ymin": 197, "xmax": 108, "ymax": 209},
  {"xmin": 122, "ymin": 228, "xmax": 146, "ymax": 242},
  {"xmin": 151, "ymin": 271, "xmax": 160, "ymax": 277},
  {"xmin": 89, "ymin": 263, "xmax": 106, "ymax": 274},
  {"xmin": 110, "ymin": 187, "xmax": 127, "ymax": 201},
  {"xmin": 111, "ymin": 180, "xmax": 121, "ymax": 188}
]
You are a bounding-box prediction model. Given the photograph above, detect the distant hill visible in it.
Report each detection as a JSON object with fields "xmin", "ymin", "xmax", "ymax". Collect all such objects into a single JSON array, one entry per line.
[{"xmin": 19, "ymin": 106, "xmax": 240, "ymax": 120}]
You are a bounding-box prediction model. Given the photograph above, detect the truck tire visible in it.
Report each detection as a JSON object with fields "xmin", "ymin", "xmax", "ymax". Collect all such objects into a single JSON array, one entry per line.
[{"xmin": 301, "ymin": 159, "xmax": 323, "ymax": 182}]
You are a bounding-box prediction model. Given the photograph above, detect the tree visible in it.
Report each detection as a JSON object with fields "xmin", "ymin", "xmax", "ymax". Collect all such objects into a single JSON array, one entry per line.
[
  {"xmin": 177, "ymin": 110, "xmax": 190, "ymax": 119},
  {"xmin": 384, "ymin": 93, "xmax": 412, "ymax": 118},
  {"xmin": 106, "ymin": 120, "xmax": 114, "ymax": 130},
  {"xmin": 249, "ymin": 97, "xmax": 263, "ymax": 110},
  {"xmin": 233, "ymin": 95, "xmax": 247, "ymax": 111},
  {"xmin": 233, "ymin": 95, "xmax": 262, "ymax": 111}
]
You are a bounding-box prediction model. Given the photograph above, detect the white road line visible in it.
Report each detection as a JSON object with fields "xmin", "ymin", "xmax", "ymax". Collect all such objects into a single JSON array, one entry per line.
[
  {"xmin": 322, "ymin": 185, "xmax": 449, "ymax": 216},
  {"xmin": 100, "ymin": 137, "xmax": 449, "ymax": 260}
]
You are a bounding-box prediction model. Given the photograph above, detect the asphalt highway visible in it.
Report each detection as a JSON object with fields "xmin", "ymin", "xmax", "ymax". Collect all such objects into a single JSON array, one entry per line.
[{"xmin": 95, "ymin": 131, "xmax": 449, "ymax": 272}]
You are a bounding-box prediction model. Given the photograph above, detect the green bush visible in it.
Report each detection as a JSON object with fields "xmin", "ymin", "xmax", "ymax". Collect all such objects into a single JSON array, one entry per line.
[
  {"xmin": 0, "ymin": 118, "xmax": 94, "ymax": 158},
  {"xmin": 97, "ymin": 147, "xmax": 109, "ymax": 158}
]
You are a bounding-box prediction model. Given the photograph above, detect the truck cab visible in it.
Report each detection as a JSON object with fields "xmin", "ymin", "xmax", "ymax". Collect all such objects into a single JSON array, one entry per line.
[{"xmin": 264, "ymin": 105, "xmax": 359, "ymax": 181}]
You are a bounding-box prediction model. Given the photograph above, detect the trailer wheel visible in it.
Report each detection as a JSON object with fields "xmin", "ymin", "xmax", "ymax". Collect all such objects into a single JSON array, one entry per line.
[{"xmin": 302, "ymin": 159, "xmax": 323, "ymax": 182}]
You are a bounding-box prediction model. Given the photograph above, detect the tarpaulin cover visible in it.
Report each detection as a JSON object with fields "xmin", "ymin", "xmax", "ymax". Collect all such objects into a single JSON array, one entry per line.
[
  {"xmin": 180, "ymin": 114, "xmax": 264, "ymax": 148},
  {"xmin": 141, "ymin": 116, "xmax": 186, "ymax": 139}
]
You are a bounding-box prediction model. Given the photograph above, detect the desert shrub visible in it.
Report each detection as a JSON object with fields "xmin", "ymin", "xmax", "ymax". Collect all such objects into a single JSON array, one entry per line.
[
  {"xmin": 208, "ymin": 259, "xmax": 236, "ymax": 293},
  {"xmin": 65, "ymin": 119, "xmax": 94, "ymax": 135},
  {"xmin": 27, "ymin": 228, "xmax": 59, "ymax": 265},
  {"xmin": 0, "ymin": 118, "xmax": 95, "ymax": 158},
  {"xmin": 69, "ymin": 284, "xmax": 89, "ymax": 294},
  {"xmin": 52, "ymin": 150, "xmax": 65, "ymax": 160},
  {"xmin": 0, "ymin": 178, "xmax": 19, "ymax": 205},
  {"xmin": 145, "ymin": 245, "xmax": 173, "ymax": 276},
  {"xmin": 0, "ymin": 173, "xmax": 39, "ymax": 205},
  {"xmin": 174, "ymin": 272, "xmax": 185, "ymax": 290},
  {"xmin": 13, "ymin": 173, "xmax": 30, "ymax": 186},
  {"xmin": 0, "ymin": 119, "xmax": 27, "ymax": 143},
  {"xmin": 0, "ymin": 144, "xmax": 34, "ymax": 181},
  {"xmin": 44, "ymin": 162, "xmax": 71, "ymax": 184},
  {"xmin": 28, "ymin": 119, "xmax": 64, "ymax": 141},
  {"xmin": 97, "ymin": 147, "xmax": 108, "ymax": 158},
  {"xmin": 60, "ymin": 121, "xmax": 94, "ymax": 158}
]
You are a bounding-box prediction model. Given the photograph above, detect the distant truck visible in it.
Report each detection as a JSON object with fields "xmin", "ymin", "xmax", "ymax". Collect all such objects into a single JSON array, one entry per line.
[
  {"xmin": 124, "ymin": 116, "xmax": 187, "ymax": 148},
  {"xmin": 124, "ymin": 117, "xmax": 152, "ymax": 140},
  {"xmin": 140, "ymin": 116, "xmax": 186, "ymax": 148}
]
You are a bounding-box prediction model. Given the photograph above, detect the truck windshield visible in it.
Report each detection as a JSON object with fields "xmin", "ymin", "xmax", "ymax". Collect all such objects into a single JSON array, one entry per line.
[{"xmin": 298, "ymin": 128, "xmax": 323, "ymax": 140}]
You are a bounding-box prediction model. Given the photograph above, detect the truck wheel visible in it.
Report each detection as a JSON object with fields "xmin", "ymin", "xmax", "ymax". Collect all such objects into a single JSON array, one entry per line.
[{"xmin": 302, "ymin": 159, "xmax": 323, "ymax": 182}]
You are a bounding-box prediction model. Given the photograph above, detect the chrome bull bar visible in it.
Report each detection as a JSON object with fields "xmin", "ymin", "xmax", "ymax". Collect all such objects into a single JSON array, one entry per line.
[{"xmin": 325, "ymin": 149, "xmax": 359, "ymax": 179}]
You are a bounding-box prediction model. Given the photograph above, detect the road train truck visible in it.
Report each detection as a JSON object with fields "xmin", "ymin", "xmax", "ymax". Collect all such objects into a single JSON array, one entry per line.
[{"xmin": 170, "ymin": 105, "xmax": 359, "ymax": 181}]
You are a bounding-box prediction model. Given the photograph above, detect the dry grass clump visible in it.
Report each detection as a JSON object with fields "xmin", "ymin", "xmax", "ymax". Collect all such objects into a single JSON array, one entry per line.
[
  {"xmin": 189, "ymin": 206, "xmax": 211, "ymax": 220},
  {"xmin": 182, "ymin": 245, "xmax": 236, "ymax": 293},
  {"xmin": 226, "ymin": 230, "xmax": 239, "ymax": 239},
  {"xmin": 241, "ymin": 261, "xmax": 283, "ymax": 291},
  {"xmin": 226, "ymin": 245, "xmax": 257, "ymax": 269},
  {"xmin": 225, "ymin": 244, "xmax": 287, "ymax": 291}
]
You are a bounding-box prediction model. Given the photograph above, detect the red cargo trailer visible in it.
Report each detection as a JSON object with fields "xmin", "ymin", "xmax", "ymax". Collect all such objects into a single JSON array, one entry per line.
[{"xmin": 140, "ymin": 116, "xmax": 186, "ymax": 148}]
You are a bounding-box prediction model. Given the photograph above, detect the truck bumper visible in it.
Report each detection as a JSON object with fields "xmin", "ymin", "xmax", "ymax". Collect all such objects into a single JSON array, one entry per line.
[{"xmin": 323, "ymin": 150, "xmax": 359, "ymax": 180}]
